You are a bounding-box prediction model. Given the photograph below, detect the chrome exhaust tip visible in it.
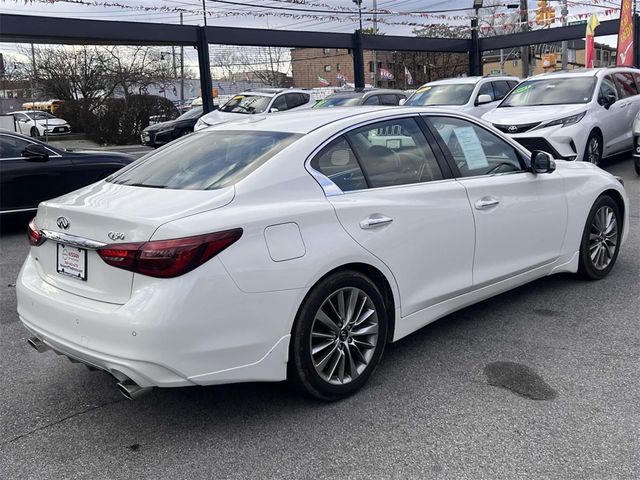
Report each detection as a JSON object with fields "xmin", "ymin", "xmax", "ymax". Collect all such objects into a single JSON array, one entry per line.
[
  {"xmin": 27, "ymin": 336, "xmax": 50, "ymax": 353},
  {"xmin": 116, "ymin": 380, "xmax": 151, "ymax": 400}
]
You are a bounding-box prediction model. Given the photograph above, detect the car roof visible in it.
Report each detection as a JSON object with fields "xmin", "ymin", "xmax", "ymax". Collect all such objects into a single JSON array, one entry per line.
[
  {"xmin": 240, "ymin": 88, "xmax": 310, "ymax": 97},
  {"xmin": 531, "ymin": 67, "xmax": 640, "ymax": 80},
  {"xmin": 10, "ymin": 110, "xmax": 45, "ymax": 114},
  {"xmin": 325, "ymin": 89, "xmax": 405, "ymax": 99},
  {"xmin": 421, "ymin": 75, "xmax": 519, "ymax": 87},
  {"xmin": 204, "ymin": 105, "xmax": 470, "ymax": 135}
]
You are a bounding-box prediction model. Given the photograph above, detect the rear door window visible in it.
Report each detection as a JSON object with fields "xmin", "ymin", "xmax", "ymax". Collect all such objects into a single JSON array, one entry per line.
[
  {"xmin": 109, "ymin": 131, "xmax": 300, "ymax": 190},
  {"xmin": 363, "ymin": 95, "xmax": 380, "ymax": 105},
  {"xmin": 613, "ymin": 72, "xmax": 638, "ymax": 98},
  {"xmin": 346, "ymin": 117, "xmax": 444, "ymax": 187},
  {"xmin": 379, "ymin": 94, "xmax": 400, "ymax": 105}
]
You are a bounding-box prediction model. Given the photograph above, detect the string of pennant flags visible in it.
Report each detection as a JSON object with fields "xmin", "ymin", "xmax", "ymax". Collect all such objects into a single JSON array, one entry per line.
[{"xmin": 3, "ymin": 0, "xmax": 623, "ymax": 27}]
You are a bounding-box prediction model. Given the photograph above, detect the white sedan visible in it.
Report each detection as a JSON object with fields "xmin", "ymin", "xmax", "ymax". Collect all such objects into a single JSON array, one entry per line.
[
  {"xmin": 10, "ymin": 110, "xmax": 71, "ymax": 137},
  {"xmin": 17, "ymin": 107, "xmax": 629, "ymax": 401}
]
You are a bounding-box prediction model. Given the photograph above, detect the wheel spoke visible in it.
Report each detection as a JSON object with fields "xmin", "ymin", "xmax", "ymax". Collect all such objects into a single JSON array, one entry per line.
[
  {"xmin": 345, "ymin": 289, "xmax": 359, "ymax": 324},
  {"xmin": 354, "ymin": 307, "xmax": 375, "ymax": 327},
  {"xmin": 337, "ymin": 290, "xmax": 346, "ymax": 320},
  {"xmin": 351, "ymin": 323, "xmax": 379, "ymax": 337},
  {"xmin": 314, "ymin": 341, "xmax": 340, "ymax": 370},
  {"xmin": 315, "ymin": 309, "xmax": 340, "ymax": 333},
  {"xmin": 345, "ymin": 344, "xmax": 359, "ymax": 381},
  {"xmin": 312, "ymin": 331, "xmax": 335, "ymax": 340},
  {"xmin": 312, "ymin": 339, "xmax": 337, "ymax": 355},
  {"xmin": 325, "ymin": 347, "xmax": 342, "ymax": 381}
]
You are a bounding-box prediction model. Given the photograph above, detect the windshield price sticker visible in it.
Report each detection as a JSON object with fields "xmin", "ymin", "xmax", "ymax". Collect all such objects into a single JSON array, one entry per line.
[
  {"xmin": 452, "ymin": 126, "xmax": 489, "ymax": 169},
  {"xmin": 513, "ymin": 84, "xmax": 532, "ymax": 95}
]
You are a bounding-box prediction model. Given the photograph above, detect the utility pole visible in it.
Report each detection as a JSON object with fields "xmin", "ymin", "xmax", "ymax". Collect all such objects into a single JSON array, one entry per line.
[
  {"xmin": 180, "ymin": 12, "xmax": 185, "ymax": 103},
  {"xmin": 30, "ymin": 43, "xmax": 36, "ymax": 102},
  {"xmin": 561, "ymin": 0, "xmax": 568, "ymax": 69},
  {"xmin": 202, "ymin": 0, "xmax": 208, "ymax": 26},
  {"xmin": 372, "ymin": 0, "xmax": 377, "ymax": 87},
  {"xmin": 519, "ymin": 0, "xmax": 529, "ymax": 77}
]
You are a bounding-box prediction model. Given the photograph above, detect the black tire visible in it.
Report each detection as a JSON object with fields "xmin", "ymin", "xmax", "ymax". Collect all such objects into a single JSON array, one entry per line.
[
  {"xmin": 583, "ymin": 131, "xmax": 603, "ymax": 166},
  {"xmin": 578, "ymin": 195, "xmax": 621, "ymax": 280},
  {"xmin": 29, "ymin": 127, "xmax": 39, "ymax": 138},
  {"xmin": 288, "ymin": 270, "xmax": 388, "ymax": 401},
  {"xmin": 634, "ymin": 158, "xmax": 640, "ymax": 176}
]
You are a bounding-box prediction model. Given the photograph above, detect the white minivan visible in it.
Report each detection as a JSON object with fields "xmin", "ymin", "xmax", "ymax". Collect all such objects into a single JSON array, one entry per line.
[{"xmin": 482, "ymin": 67, "xmax": 640, "ymax": 165}]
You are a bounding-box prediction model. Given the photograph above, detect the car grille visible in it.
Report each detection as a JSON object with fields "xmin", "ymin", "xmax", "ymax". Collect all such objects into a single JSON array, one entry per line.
[
  {"xmin": 514, "ymin": 137, "xmax": 564, "ymax": 159},
  {"xmin": 493, "ymin": 122, "xmax": 541, "ymax": 134}
]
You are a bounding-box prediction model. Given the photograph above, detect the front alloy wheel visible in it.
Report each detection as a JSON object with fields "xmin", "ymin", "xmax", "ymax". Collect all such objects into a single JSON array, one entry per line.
[
  {"xmin": 584, "ymin": 133, "xmax": 602, "ymax": 166},
  {"xmin": 289, "ymin": 271, "xmax": 388, "ymax": 401},
  {"xmin": 578, "ymin": 195, "xmax": 621, "ymax": 280}
]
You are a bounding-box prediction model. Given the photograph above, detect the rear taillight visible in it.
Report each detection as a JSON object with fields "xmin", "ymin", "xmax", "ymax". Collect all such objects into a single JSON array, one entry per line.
[
  {"xmin": 27, "ymin": 218, "xmax": 45, "ymax": 246},
  {"xmin": 97, "ymin": 229, "xmax": 242, "ymax": 278}
]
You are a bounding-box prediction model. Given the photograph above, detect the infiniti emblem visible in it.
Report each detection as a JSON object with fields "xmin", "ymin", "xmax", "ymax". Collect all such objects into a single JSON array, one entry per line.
[
  {"xmin": 108, "ymin": 231, "xmax": 126, "ymax": 241},
  {"xmin": 507, "ymin": 125, "xmax": 518, "ymax": 133},
  {"xmin": 56, "ymin": 216, "xmax": 70, "ymax": 230}
]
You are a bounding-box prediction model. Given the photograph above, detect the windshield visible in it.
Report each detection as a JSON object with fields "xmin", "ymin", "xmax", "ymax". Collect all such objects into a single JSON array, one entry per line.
[
  {"xmin": 500, "ymin": 77, "xmax": 597, "ymax": 107},
  {"xmin": 220, "ymin": 95, "xmax": 271, "ymax": 114},
  {"xmin": 28, "ymin": 111, "xmax": 57, "ymax": 120},
  {"xmin": 313, "ymin": 96, "xmax": 361, "ymax": 108},
  {"xmin": 109, "ymin": 130, "xmax": 301, "ymax": 190},
  {"xmin": 176, "ymin": 107, "xmax": 203, "ymax": 120},
  {"xmin": 405, "ymin": 84, "xmax": 475, "ymax": 106}
]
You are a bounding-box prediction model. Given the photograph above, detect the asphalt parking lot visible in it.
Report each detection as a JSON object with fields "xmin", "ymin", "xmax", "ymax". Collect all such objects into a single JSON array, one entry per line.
[{"xmin": 0, "ymin": 155, "xmax": 638, "ymax": 480}]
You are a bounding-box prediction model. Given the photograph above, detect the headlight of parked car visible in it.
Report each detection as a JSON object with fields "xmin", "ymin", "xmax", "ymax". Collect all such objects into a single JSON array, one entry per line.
[{"xmin": 544, "ymin": 111, "xmax": 586, "ymax": 128}]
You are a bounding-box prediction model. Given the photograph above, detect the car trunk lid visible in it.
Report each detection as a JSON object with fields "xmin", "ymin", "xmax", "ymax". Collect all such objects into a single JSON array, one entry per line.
[{"xmin": 33, "ymin": 181, "xmax": 235, "ymax": 304}]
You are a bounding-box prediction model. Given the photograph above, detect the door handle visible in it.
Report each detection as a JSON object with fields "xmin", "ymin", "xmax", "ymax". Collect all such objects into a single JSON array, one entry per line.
[
  {"xmin": 475, "ymin": 197, "xmax": 500, "ymax": 210},
  {"xmin": 360, "ymin": 215, "xmax": 393, "ymax": 229}
]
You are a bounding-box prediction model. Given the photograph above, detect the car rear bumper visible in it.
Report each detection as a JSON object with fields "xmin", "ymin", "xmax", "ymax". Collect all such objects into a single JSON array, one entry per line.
[{"xmin": 17, "ymin": 252, "xmax": 301, "ymax": 388}]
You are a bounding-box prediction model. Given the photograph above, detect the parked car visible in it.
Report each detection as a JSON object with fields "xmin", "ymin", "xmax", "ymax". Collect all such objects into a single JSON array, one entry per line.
[
  {"xmin": 404, "ymin": 75, "xmax": 520, "ymax": 117},
  {"xmin": 631, "ymin": 111, "xmax": 640, "ymax": 175},
  {"xmin": 9, "ymin": 110, "xmax": 71, "ymax": 137},
  {"xmin": 0, "ymin": 130, "xmax": 133, "ymax": 215},
  {"xmin": 194, "ymin": 88, "xmax": 314, "ymax": 131},
  {"xmin": 313, "ymin": 89, "xmax": 406, "ymax": 108},
  {"xmin": 19, "ymin": 107, "xmax": 628, "ymax": 401},
  {"xmin": 141, "ymin": 107, "xmax": 204, "ymax": 148},
  {"xmin": 482, "ymin": 67, "xmax": 640, "ymax": 165}
]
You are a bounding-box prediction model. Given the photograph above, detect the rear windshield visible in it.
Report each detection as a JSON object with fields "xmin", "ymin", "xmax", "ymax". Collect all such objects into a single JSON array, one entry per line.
[
  {"xmin": 314, "ymin": 96, "xmax": 362, "ymax": 108},
  {"xmin": 109, "ymin": 130, "xmax": 301, "ymax": 190},
  {"xmin": 405, "ymin": 84, "xmax": 475, "ymax": 106}
]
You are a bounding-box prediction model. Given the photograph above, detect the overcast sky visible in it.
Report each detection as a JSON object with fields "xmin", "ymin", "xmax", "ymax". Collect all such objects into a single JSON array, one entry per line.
[{"xmin": 0, "ymin": 0, "xmax": 620, "ymax": 67}]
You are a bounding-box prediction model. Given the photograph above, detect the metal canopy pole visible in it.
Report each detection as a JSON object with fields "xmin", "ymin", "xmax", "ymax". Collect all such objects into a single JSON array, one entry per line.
[
  {"xmin": 470, "ymin": 6, "xmax": 482, "ymax": 75},
  {"xmin": 197, "ymin": 27, "xmax": 214, "ymax": 113},
  {"xmin": 353, "ymin": 29, "xmax": 365, "ymax": 90}
]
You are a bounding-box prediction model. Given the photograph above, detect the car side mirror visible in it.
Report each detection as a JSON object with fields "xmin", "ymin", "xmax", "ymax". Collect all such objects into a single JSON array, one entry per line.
[
  {"xmin": 398, "ymin": 98, "xmax": 406, "ymax": 106},
  {"xmin": 530, "ymin": 150, "xmax": 555, "ymax": 173},
  {"xmin": 22, "ymin": 143, "xmax": 49, "ymax": 162},
  {"xmin": 270, "ymin": 107, "xmax": 279, "ymax": 113},
  {"xmin": 476, "ymin": 94, "xmax": 493, "ymax": 105},
  {"xmin": 603, "ymin": 92, "xmax": 617, "ymax": 109}
]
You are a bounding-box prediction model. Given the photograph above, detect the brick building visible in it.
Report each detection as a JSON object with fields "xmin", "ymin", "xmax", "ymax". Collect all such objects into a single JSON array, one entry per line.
[{"xmin": 291, "ymin": 47, "xmax": 469, "ymax": 89}]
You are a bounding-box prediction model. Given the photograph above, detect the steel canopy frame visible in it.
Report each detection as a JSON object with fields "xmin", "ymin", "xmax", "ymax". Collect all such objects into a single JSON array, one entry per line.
[
  {"xmin": 2, "ymin": 13, "xmax": 640, "ymax": 110},
  {"xmin": 0, "ymin": 13, "xmax": 469, "ymax": 111}
]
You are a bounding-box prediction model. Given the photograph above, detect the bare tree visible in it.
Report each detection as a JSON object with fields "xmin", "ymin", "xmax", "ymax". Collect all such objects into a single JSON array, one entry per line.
[
  {"xmin": 410, "ymin": 24, "xmax": 470, "ymax": 81},
  {"xmin": 211, "ymin": 46, "xmax": 291, "ymax": 86},
  {"xmin": 103, "ymin": 46, "xmax": 175, "ymax": 100}
]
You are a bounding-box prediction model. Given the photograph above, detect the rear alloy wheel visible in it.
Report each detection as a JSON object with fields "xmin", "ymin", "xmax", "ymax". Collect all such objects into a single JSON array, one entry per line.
[
  {"xmin": 289, "ymin": 271, "xmax": 388, "ymax": 401},
  {"xmin": 578, "ymin": 195, "xmax": 621, "ymax": 280},
  {"xmin": 29, "ymin": 127, "xmax": 39, "ymax": 138},
  {"xmin": 584, "ymin": 132, "xmax": 602, "ymax": 166}
]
